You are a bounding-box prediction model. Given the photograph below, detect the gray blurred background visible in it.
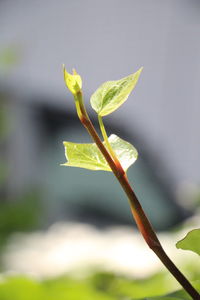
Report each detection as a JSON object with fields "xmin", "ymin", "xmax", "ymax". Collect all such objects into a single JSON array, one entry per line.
[{"xmin": 0, "ymin": 0, "xmax": 200, "ymax": 234}]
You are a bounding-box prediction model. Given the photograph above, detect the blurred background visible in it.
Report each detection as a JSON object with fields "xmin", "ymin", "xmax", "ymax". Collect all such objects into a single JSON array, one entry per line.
[{"xmin": 0, "ymin": 0, "xmax": 200, "ymax": 299}]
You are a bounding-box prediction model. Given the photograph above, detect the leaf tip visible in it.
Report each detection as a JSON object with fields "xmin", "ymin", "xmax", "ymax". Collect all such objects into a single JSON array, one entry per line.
[
  {"xmin": 72, "ymin": 68, "xmax": 78, "ymax": 75},
  {"xmin": 135, "ymin": 66, "xmax": 143, "ymax": 77}
]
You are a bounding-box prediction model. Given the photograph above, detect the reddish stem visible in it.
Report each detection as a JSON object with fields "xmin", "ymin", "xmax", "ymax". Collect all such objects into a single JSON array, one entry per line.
[{"xmin": 74, "ymin": 91, "xmax": 200, "ymax": 299}]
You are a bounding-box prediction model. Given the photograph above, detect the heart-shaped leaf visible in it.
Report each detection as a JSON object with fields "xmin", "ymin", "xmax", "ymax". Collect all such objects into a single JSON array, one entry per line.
[
  {"xmin": 62, "ymin": 134, "xmax": 138, "ymax": 172},
  {"xmin": 90, "ymin": 68, "xmax": 142, "ymax": 117},
  {"xmin": 176, "ymin": 228, "xmax": 200, "ymax": 256}
]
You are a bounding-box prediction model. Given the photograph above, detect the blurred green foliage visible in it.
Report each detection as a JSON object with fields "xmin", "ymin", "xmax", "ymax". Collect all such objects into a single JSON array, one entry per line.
[
  {"xmin": 0, "ymin": 192, "xmax": 41, "ymax": 247},
  {"xmin": 0, "ymin": 47, "xmax": 19, "ymax": 72},
  {"xmin": 0, "ymin": 82, "xmax": 42, "ymax": 250},
  {"xmin": 0, "ymin": 273, "xmax": 199, "ymax": 300}
]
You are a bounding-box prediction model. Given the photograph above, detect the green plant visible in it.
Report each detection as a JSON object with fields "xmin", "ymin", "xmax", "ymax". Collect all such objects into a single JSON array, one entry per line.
[
  {"xmin": 62, "ymin": 67, "xmax": 200, "ymax": 299},
  {"xmin": 0, "ymin": 271, "xmax": 197, "ymax": 300}
]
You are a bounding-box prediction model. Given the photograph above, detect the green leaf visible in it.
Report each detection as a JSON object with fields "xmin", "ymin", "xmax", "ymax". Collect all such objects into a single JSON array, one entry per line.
[
  {"xmin": 108, "ymin": 134, "xmax": 138, "ymax": 170},
  {"xmin": 90, "ymin": 68, "xmax": 143, "ymax": 116},
  {"xmin": 176, "ymin": 228, "xmax": 200, "ymax": 256},
  {"xmin": 62, "ymin": 139, "xmax": 110, "ymax": 171},
  {"xmin": 62, "ymin": 134, "xmax": 138, "ymax": 172}
]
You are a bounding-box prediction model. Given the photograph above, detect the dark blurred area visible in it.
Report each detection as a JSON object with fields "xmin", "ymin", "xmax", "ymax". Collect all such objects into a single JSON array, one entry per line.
[{"xmin": 0, "ymin": 0, "xmax": 200, "ymax": 277}]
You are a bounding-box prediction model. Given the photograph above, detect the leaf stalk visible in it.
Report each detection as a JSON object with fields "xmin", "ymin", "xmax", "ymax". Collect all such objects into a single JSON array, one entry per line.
[{"xmin": 98, "ymin": 115, "xmax": 124, "ymax": 171}]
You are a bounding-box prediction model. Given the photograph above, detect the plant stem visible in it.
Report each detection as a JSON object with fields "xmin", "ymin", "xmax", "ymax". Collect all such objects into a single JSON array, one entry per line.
[
  {"xmin": 118, "ymin": 174, "xmax": 200, "ymax": 299},
  {"xmin": 74, "ymin": 91, "xmax": 200, "ymax": 299}
]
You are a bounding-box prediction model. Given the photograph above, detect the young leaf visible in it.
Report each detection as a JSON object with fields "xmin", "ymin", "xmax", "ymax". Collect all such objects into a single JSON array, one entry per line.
[
  {"xmin": 109, "ymin": 134, "xmax": 138, "ymax": 171},
  {"xmin": 176, "ymin": 228, "xmax": 200, "ymax": 256},
  {"xmin": 90, "ymin": 68, "xmax": 142, "ymax": 116},
  {"xmin": 62, "ymin": 140, "xmax": 110, "ymax": 171},
  {"xmin": 63, "ymin": 66, "xmax": 82, "ymax": 95},
  {"xmin": 62, "ymin": 134, "xmax": 138, "ymax": 172}
]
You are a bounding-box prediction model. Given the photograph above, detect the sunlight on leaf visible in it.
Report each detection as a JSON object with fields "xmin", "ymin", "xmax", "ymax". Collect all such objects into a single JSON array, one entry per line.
[
  {"xmin": 176, "ymin": 228, "xmax": 200, "ymax": 256},
  {"xmin": 90, "ymin": 68, "xmax": 142, "ymax": 116},
  {"xmin": 109, "ymin": 134, "xmax": 138, "ymax": 170},
  {"xmin": 62, "ymin": 140, "xmax": 110, "ymax": 171},
  {"xmin": 62, "ymin": 134, "xmax": 138, "ymax": 172}
]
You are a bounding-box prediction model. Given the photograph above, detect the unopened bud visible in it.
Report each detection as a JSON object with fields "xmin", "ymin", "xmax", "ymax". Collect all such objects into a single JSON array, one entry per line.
[{"xmin": 63, "ymin": 65, "xmax": 82, "ymax": 95}]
